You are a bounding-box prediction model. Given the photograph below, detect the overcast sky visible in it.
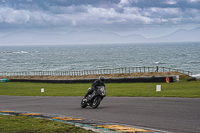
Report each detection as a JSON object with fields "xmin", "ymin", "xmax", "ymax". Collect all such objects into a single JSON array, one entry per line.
[{"xmin": 0, "ymin": 0, "xmax": 200, "ymax": 38}]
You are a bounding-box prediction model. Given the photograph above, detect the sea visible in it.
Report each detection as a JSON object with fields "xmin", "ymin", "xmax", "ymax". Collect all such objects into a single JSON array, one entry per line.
[{"xmin": 0, "ymin": 42, "xmax": 200, "ymax": 78}]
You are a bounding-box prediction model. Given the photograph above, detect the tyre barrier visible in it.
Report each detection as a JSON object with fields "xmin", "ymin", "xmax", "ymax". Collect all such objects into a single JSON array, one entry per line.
[
  {"xmin": 0, "ymin": 79, "xmax": 9, "ymax": 82},
  {"xmin": 187, "ymin": 78, "xmax": 197, "ymax": 81},
  {"xmin": 9, "ymin": 76, "xmax": 178, "ymax": 83}
]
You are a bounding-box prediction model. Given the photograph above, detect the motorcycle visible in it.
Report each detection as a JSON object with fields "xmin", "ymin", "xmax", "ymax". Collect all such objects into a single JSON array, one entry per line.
[{"xmin": 81, "ymin": 86, "xmax": 106, "ymax": 109}]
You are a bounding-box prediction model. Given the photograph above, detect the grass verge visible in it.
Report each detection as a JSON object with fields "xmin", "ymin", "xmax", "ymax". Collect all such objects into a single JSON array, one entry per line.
[
  {"xmin": 0, "ymin": 75, "xmax": 199, "ymax": 98},
  {"xmin": 0, "ymin": 115, "xmax": 94, "ymax": 133}
]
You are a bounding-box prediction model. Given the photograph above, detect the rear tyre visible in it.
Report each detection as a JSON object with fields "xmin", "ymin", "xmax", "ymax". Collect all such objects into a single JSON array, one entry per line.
[
  {"xmin": 81, "ymin": 99, "xmax": 87, "ymax": 108},
  {"xmin": 92, "ymin": 97, "xmax": 101, "ymax": 109}
]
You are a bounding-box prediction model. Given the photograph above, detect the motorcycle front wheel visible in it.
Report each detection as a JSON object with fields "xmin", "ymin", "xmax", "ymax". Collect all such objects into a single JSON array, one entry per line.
[
  {"xmin": 92, "ymin": 96, "xmax": 101, "ymax": 109},
  {"xmin": 81, "ymin": 99, "xmax": 87, "ymax": 108}
]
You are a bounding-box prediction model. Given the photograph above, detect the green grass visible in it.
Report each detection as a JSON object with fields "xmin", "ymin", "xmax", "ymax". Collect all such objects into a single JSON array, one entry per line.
[
  {"xmin": 0, "ymin": 76, "xmax": 200, "ymax": 98},
  {"xmin": 0, "ymin": 115, "xmax": 94, "ymax": 133},
  {"xmin": 0, "ymin": 82, "xmax": 89, "ymax": 96},
  {"xmin": 108, "ymin": 81, "xmax": 200, "ymax": 97}
]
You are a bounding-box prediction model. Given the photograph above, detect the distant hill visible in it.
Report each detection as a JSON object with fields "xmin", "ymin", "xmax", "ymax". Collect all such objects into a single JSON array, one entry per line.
[
  {"xmin": 0, "ymin": 30, "xmax": 146, "ymax": 45},
  {"xmin": 148, "ymin": 27, "xmax": 200, "ymax": 42},
  {"xmin": 0, "ymin": 27, "xmax": 200, "ymax": 45}
]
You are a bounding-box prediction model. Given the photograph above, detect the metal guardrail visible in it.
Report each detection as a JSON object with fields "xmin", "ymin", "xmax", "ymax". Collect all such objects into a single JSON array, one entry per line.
[{"xmin": 0, "ymin": 66, "xmax": 192, "ymax": 77}]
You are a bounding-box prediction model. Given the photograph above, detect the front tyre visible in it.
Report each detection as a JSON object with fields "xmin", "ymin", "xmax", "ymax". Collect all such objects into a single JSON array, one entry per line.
[
  {"xmin": 81, "ymin": 99, "xmax": 87, "ymax": 108},
  {"xmin": 92, "ymin": 96, "xmax": 101, "ymax": 109}
]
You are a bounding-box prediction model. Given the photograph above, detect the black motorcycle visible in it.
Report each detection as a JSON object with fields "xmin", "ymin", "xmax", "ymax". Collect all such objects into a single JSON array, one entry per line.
[{"xmin": 81, "ymin": 86, "xmax": 106, "ymax": 109}]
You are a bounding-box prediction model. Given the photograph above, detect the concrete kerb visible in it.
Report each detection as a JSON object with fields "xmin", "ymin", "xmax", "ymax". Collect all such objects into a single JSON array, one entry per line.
[{"xmin": 0, "ymin": 110, "xmax": 170, "ymax": 133}]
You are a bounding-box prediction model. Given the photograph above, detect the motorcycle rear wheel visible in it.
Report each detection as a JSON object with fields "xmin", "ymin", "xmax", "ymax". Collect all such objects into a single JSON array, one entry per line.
[{"xmin": 92, "ymin": 96, "xmax": 101, "ymax": 109}]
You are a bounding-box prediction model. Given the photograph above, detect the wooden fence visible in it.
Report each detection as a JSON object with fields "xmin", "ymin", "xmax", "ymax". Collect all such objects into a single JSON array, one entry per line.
[{"xmin": 0, "ymin": 66, "xmax": 192, "ymax": 77}]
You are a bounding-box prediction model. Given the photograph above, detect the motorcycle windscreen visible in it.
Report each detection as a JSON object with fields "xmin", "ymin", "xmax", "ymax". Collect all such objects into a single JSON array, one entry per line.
[{"xmin": 96, "ymin": 86, "xmax": 106, "ymax": 96}]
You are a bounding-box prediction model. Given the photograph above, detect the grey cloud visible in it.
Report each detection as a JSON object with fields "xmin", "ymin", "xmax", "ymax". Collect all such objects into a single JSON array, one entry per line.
[
  {"xmin": 0, "ymin": 0, "xmax": 200, "ymax": 30},
  {"xmin": 49, "ymin": 5, "xmax": 88, "ymax": 14},
  {"xmin": 0, "ymin": 6, "xmax": 72, "ymax": 28},
  {"xmin": 1, "ymin": 0, "xmax": 200, "ymax": 10}
]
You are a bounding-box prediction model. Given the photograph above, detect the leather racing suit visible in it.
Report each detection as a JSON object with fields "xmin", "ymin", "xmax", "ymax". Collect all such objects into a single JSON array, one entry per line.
[{"xmin": 84, "ymin": 79, "xmax": 105, "ymax": 98}]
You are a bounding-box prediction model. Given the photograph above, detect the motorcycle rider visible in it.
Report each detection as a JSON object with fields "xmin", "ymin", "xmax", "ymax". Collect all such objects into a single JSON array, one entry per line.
[{"xmin": 84, "ymin": 76, "xmax": 105, "ymax": 98}]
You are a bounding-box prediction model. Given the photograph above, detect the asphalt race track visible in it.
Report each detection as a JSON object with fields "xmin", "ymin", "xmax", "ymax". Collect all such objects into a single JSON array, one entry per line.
[{"xmin": 0, "ymin": 96, "xmax": 200, "ymax": 133}]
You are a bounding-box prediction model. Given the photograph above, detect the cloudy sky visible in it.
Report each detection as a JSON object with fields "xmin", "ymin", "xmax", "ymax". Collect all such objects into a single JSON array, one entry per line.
[{"xmin": 0, "ymin": 0, "xmax": 200, "ymax": 38}]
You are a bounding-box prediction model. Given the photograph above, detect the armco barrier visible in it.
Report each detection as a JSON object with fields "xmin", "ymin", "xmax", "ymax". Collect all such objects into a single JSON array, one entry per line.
[{"xmin": 9, "ymin": 76, "xmax": 177, "ymax": 83}]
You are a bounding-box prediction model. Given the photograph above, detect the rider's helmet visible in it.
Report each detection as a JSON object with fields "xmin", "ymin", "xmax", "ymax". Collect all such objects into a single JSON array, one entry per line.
[{"xmin": 99, "ymin": 76, "xmax": 105, "ymax": 82}]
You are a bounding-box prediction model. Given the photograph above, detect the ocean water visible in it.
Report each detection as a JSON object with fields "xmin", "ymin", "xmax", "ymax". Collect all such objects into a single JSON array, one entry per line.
[{"xmin": 0, "ymin": 42, "xmax": 200, "ymax": 78}]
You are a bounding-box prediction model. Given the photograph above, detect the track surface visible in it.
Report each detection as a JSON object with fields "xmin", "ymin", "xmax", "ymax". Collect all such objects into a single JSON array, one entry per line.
[{"xmin": 0, "ymin": 96, "xmax": 200, "ymax": 133}]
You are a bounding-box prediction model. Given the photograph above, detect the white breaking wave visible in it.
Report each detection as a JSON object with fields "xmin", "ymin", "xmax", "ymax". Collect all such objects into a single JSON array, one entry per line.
[
  {"xmin": 20, "ymin": 51, "xmax": 28, "ymax": 53},
  {"xmin": 0, "ymin": 59, "xmax": 7, "ymax": 61},
  {"xmin": 155, "ymin": 62, "xmax": 166, "ymax": 65},
  {"xmin": 13, "ymin": 51, "xmax": 28, "ymax": 54},
  {"xmin": 191, "ymin": 74, "xmax": 200, "ymax": 79},
  {"xmin": 192, "ymin": 74, "xmax": 200, "ymax": 76}
]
